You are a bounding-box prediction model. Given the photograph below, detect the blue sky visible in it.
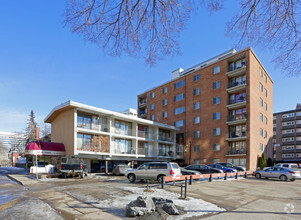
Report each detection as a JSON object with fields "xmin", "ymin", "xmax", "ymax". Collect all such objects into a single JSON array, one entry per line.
[{"xmin": 0, "ymin": 1, "xmax": 300, "ymax": 133}]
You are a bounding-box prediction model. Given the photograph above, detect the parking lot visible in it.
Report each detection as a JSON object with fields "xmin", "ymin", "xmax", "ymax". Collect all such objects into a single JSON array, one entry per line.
[{"xmin": 1, "ymin": 167, "xmax": 301, "ymax": 219}]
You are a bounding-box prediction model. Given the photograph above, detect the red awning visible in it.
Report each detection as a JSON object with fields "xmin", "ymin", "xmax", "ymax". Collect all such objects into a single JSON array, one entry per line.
[{"xmin": 25, "ymin": 141, "xmax": 65, "ymax": 156}]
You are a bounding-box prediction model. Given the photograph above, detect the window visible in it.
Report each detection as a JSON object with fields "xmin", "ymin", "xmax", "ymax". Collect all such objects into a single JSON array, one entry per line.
[
  {"xmin": 193, "ymin": 88, "xmax": 200, "ymax": 96},
  {"xmin": 264, "ymin": 103, "xmax": 267, "ymax": 110},
  {"xmin": 282, "ymin": 137, "xmax": 294, "ymax": 142},
  {"xmin": 213, "ymin": 144, "xmax": 220, "ymax": 151},
  {"xmin": 174, "ymin": 93, "xmax": 185, "ymax": 102},
  {"xmin": 297, "ymin": 137, "xmax": 301, "ymax": 141},
  {"xmin": 194, "ymin": 131, "xmax": 200, "ymax": 138},
  {"xmin": 162, "ymin": 111, "xmax": 167, "ymax": 118},
  {"xmin": 151, "ymin": 115, "xmax": 155, "ymax": 121},
  {"xmin": 213, "ymin": 65, "xmax": 220, "ymax": 74},
  {"xmin": 264, "ymin": 131, "xmax": 267, "ymax": 138},
  {"xmin": 194, "ymin": 159, "xmax": 200, "ymax": 165},
  {"xmin": 260, "ymin": 113, "xmax": 263, "ymax": 121},
  {"xmin": 282, "ymin": 113, "xmax": 294, "ymax": 118},
  {"xmin": 194, "ymin": 116, "xmax": 200, "ymax": 124},
  {"xmin": 264, "ymin": 88, "xmax": 267, "ymax": 97},
  {"xmin": 273, "ymin": 115, "xmax": 276, "ymax": 120},
  {"xmin": 296, "ymin": 112, "xmax": 301, "ymax": 116},
  {"xmin": 273, "ymin": 131, "xmax": 276, "ymax": 135},
  {"xmin": 259, "ymin": 143, "xmax": 263, "ymax": 151},
  {"xmin": 174, "ymin": 79, "xmax": 186, "ymax": 89},
  {"xmin": 193, "ymin": 74, "xmax": 200, "ymax": 81},
  {"xmin": 213, "ymin": 128, "xmax": 221, "ymax": 136},
  {"xmin": 282, "ymin": 145, "xmax": 294, "ymax": 150},
  {"xmin": 213, "ymin": 81, "xmax": 220, "ymax": 89},
  {"xmin": 296, "ymin": 128, "xmax": 301, "ymax": 133},
  {"xmin": 174, "ymin": 106, "xmax": 186, "ymax": 115},
  {"xmin": 297, "ymin": 120, "xmax": 301, "ymax": 125},
  {"xmin": 77, "ymin": 112, "xmax": 92, "ymax": 129},
  {"xmin": 282, "ymin": 121, "xmax": 295, "ymax": 126},
  {"xmin": 213, "ymin": 158, "xmax": 220, "ymax": 163},
  {"xmin": 260, "ymin": 98, "xmax": 263, "ymax": 107},
  {"xmin": 282, "ymin": 129, "xmax": 294, "ymax": 134},
  {"xmin": 229, "ymin": 59, "xmax": 246, "ymax": 71},
  {"xmin": 213, "ymin": 112, "xmax": 221, "ymax": 120},
  {"xmin": 150, "ymin": 92, "xmax": 155, "ymax": 98},
  {"xmin": 194, "ymin": 102, "xmax": 200, "ymax": 110},
  {"xmin": 264, "ymin": 74, "xmax": 267, "ymax": 82},
  {"xmin": 282, "ymin": 154, "xmax": 294, "ymax": 158},
  {"xmin": 259, "ymin": 83, "xmax": 263, "ymax": 92},
  {"xmin": 194, "ymin": 145, "xmax": 200, "ymax": 152},
  {"xmin": 175, "ymin": 120, "xmax": 185, "ymax": 127},
  {"xmin": 229, "ymin": 108, "xmax": 247, "ymax": 121},
  {"xmin": 150, "ymin": 103, "xmax": 154, "ymax": 110},
  {"xmin": 260, "ymin": 68, "xmax": 263, "ymax": 77},
  {"xmin": 264, "ymin": 116, "xmax": 267, "ymax": 124},
  {"xmin": 213, "ymin": 96, "xmax": 220, "ymax": 105},
  {"xmin": 229, "ymin": 125, "xmax": 246, "ymax": 138},
  {"xmin": 163, "ymin": 87, "xmax": 167, "ymax": 93},
  {"xmin": 260, "ymin": 128, "xmax": 263, "ymax": 136},
  {"xmin": 162, "ymin": 99, "xmax": 167, "ymax": 106},
  {"xmin": 229, "ymin": 92, "xmax": 246, "ymax": 104}
]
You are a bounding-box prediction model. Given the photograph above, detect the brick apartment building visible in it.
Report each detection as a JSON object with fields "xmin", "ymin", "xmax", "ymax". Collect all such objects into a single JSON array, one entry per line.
[
  {"xmin": 137, "ymin": 48, "xmax": 273, "ymax": 170},
  {"xmin": 271, "ymin": 104, "xmax": 301, "ymax": 163}
]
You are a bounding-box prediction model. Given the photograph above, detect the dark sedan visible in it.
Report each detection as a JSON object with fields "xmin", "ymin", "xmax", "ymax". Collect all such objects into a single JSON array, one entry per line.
[
  {"xmin": 180, "ymin": 167, "xmax": 201, "ymax": 175},
  {"xmin": 217, "ymin": 162, "xmax": 246, "ymax": 171},
  {"xmin": 184, "ymin": 164, "xmax": 223, "ymax": 174}
]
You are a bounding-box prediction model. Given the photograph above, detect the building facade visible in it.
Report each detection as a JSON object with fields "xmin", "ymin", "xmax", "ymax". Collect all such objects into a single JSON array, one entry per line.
[
  {"xmin": 44, "ymin": 101, "xmax": 180, "ymax": 172},
  {"xmin": 137, "ymin": 48, "xmax": 273, "ymax": 170},
  {"xmin": 272, "ymin": 104, "xmax": 301, "ymax": 163}
]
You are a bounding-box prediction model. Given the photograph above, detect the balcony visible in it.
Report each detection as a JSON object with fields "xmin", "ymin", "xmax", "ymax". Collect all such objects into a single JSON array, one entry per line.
[
  {"xmin": 226, "ymin": 148, "xmax": 247, "ymax": 156},
  {"xmin": 281, "ymin": 133, "xmax": 295, "ymax": 138},
  {"xmin": 77, "ymin": 144, "xmax": 110, "ymax": 153},
  {"xmin": 281, "ymin": 117, "xmax": 295, "ymax": 122},
  {"xmin": 137, "ymin": 147, "xmax": 157, "ymax": 157},
  {"xmin": 138, "ymin": 99, "xmax": 147, "ymax": 107},
  {"xmin": 226, "ymin": 132, "xmax": 247, "ymax": 141},
  {"xmin": 138, "ymin": 130, "xmax": 156, "ymax": 139},
  {"xmin": 226, "ymin": 97, "xmax": 247, "ymax": 109},
  {"xmin": 113, "ymin": 147, "xmax": 136, "ymax": 155},
  {"xmin": 113, "ymin": 127, "xmax": 134, "ymax": 136},
  {"xmin": 227, "ymin": 81, "xmax": 247, "ymax": 93},
  {"xmin": 158, "ymin": 149, "xmax": 175, "ymax": 158},
  {"xmin": 281, "ymin": 149, "xmax": 295, "ymax": 153},
  {"xmin": 296, "ymin": 124, "xmax": 301, "ymax": 128},
  {"xmin": 226, "ymin": 114, "xmax": 247, "ymax": 125},
  {"xmin": 158, "ymin": 135, "xmax": 174, "ymax": 142},
  {"xmin": 78, "ymin": 123, "xmax": 109, "ymax": 133},
  {"xmin": 226, "ymin": 65, "xmax": 247, "ymax": 78}
]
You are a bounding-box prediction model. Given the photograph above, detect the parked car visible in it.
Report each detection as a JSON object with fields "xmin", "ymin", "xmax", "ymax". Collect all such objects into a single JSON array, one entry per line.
[
  {"xmin": 125, "ymin": 162, "xmax": 181, "ymax": 183},
  {"xmin": 274, "ymin": 163, "xmax": 299, "ymax": 169},
  {"xmin": 208, "ymin": 164, "xmax": 237, "ymax": 173},
  {"xmin": 180, "ymin": 167, "xmax": 200, "ymax": 175},
  {"xmin": 112, "ymin": 164, "xmax": 131, "ymax": 175},
  {"xmin": 60, "ymin": 157, "xmax": 88, "ymax": 178},
  {"xmin": 184, "ymin": 164, "xmax": 223, "ymax": 174},
  {"xmin": 217, "ymin": 162, "xmax": 246, "ymax": 171},
  {"xmin": 255, "ymin": 167, "xmax": 301, "ymax": 181}
]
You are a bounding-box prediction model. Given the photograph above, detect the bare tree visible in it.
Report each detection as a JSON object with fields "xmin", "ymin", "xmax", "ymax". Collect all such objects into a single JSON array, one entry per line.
[
  {"xmin": 41, "ymin": 123, "xmax": 51, "ymax": 138},
  {"xmin": 65, "ymin": 0, "xmax": 300, "ymax": 74}
]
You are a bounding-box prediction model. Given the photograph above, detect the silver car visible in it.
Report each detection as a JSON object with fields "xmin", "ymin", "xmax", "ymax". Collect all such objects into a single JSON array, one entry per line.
[
  {"xmin": 255, "ymin": 167, "xmax": 301, "ymax": 181},
  {"xmin": 126, "ymin": 162, "xmax": 181, "ymax": 183}
]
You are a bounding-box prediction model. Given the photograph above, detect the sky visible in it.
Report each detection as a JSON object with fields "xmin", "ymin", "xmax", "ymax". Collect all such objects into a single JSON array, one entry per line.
[{"xmin": 0, "ymin": 1, "xmax": 300, "ymax": 133}]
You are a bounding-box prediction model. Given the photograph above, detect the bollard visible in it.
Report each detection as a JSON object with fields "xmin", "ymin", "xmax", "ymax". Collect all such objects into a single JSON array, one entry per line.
[
  {"xmin": 244, "ymin": 172, "xmax": 247, "ymax": 178},
  {"xmin": 184, "ymin": 177, "xmax": 187, "ymax": 199},
  {"xmin": 235, "ymin": 172, "xmax": 238, "ymax": 179},
  {"xmin": 162, "ymin": 176, "xmax": 166, "ymax": 188},
  {"xmin": 189, "ymin": 175, "xmax": 192, "ymax": 185},
  {"xmin": 224, "ymin": 173, "xmax": 227, "ymax": 180},
  {"xmin": 180, "ymin": 184, "xmax": 183, "ymax": 198},
  {"xmin": 209, "ymin": 174, "xmax": 212, "ymax": 182}
]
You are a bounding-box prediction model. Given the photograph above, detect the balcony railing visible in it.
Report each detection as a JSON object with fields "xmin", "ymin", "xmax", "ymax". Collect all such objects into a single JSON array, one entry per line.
[
  {"xmin": 113, "ymin": 127, "xmax": 134, "ymax": 136},
  {"xmin": 138, "ymin": 131, "xmax": 156, "ymax": 139},
  {"xmin": 228, "ymin": 132, "xmax": 246, "ymax": 139},
  {"xmin": 139, "ymin": 99, "xmax": 147, "ymax": 106},
  {"xmin": 113, "ymin": 147, "xmax": 136, "ymax": 155},
  {"xmin": 158, "ymin": 150, "xmax": 175, "ymax": 157},
  {"xmin": 77, "ymin": 144, "xmax": 110, "ymax": 153},
  {"xmin": 137, "ymin": 147, "xmax": 157, "ymax": 157},
  {"xmin": 227, "ymin": 114, "xmax": 247, "ymax": 122},
  {"xmin": 78, "ymin": 123, "xmax": 109, "ymax": 132},
  {"xmin": 227, "ymin": 64, "xmax": 247, "ymax": 72},
  {"xmin": 226, "ymin": 148, "xmax": 247, "ymax": 155},
  {"xmin": 228, "ymin": 97, "xmax": 247, "ymax": 105},
  {"xmin": 227, "ymin": 80, "xmax": 246, "ymax": 89},
  {"xmin": 158, "ymin": 135, "xmax": 174, "ymax": 142}
]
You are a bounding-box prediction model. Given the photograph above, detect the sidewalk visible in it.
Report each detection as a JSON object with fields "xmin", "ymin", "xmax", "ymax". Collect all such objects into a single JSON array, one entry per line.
[{"xmin": 7, "ymin": 174, "xmax": 39, "ymax": 186}]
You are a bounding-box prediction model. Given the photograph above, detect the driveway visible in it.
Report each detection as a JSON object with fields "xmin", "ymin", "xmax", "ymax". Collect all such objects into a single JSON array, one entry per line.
[{"xmin": 166, "ymin": 177, "xmax": 301, "ymax": 219}]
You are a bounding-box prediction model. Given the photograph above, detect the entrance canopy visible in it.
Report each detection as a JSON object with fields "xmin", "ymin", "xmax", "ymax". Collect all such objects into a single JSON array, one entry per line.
[{"xmin": 25, "ymin": 141, "xmax": 65, "ymax": 156}]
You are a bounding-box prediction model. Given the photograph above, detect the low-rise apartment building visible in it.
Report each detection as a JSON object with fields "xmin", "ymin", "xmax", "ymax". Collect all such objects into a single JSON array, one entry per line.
[
  {"xmin": 272, "ymin": 104, "xmax": 301, "ymax": 163},
  {"xmin": 137, "ymin": 48, "xmax": 273, "ymax": 170},
  {"xmin": 44, "ymin": 101, "xmax": 180, "ymax": 172}
]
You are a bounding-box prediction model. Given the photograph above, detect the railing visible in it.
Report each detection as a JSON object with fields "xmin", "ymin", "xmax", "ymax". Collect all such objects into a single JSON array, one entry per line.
[
  {"xmin": 113, "ymin": 127, "xmax": 134, "ymax": 136},
  {"xmin": 77, "ymin": 144, "xmax": 110, "ymax": 153},
  {"xmin": 228, "ymin": 132, "xmax": 246, "ymax": 139},
  {"xmin": 228, "ymin": 97, "xmax": 247, "ymax": 105},
  {"xmin": 158, "ymin": 150, "xmax": 175, "ymax": 157},
  {"xmin": 139, "ymin": 99, "xmax": 147, "ymax": 106},
  {"xmin": 137, "ymin": 148, "xmax": 157, "ymax": 157},
  {"xmin": 113, "ymin": 147, "xmax": 136, "ymax": 154},
  {"xmin": 227, "ymin": 80, "xmax": 246, "ymax": 89},
  {"xmin": 138, "ymin": 130, "xmax": 156, "ymax": 139},
  {"xmin": 227, "ymin": 64, "xmax": 247, "ymax": 72},
  {"xmin": 226, "ymin": 148, "xmax": 247, "ymax": 155},
  {"xmin": 158, "ymin": 136, "xmax": 174, "ymax": 142},
  {"xmin": 78, "ymin": 123, "xmax": 109, "ymax": 132},
  {"xmin": 227, "ymin": 114, "xmax": 247, "ymax": 122}
]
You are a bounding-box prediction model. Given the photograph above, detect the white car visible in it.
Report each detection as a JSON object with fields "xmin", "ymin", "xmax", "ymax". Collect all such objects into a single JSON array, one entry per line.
[
  {"xmin": 264, "ymin": 163, "xmax": 299, "ymax": 170},
  {"xmin": 126, "ymin": 162, "xmax": 181, "ymax": 183}
]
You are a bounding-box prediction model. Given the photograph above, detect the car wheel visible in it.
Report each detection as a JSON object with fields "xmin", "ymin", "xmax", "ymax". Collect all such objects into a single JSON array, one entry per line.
[
  {"xmin": 280, "ymin": 175, "xmax": 287, "ymax": 181},
  {"xmin": 157, "ymin": 175, "xmax": 165, "ymax": 183},
  {"xmin": 128, "ymin": 174, "xmax": 136, "ymax": 183},
  {"xmin": 80, "ymin": 173, "xmax": 84, "ymax": 179},
  {"xmin": 255, "ymin": 173, "xmax": 261, "ymax": 179}
]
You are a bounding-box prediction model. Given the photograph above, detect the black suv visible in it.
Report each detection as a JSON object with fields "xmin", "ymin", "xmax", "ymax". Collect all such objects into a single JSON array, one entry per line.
[{"xmin": 185, "ymin": 164, "xmax": 223, "ymax": 174}]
